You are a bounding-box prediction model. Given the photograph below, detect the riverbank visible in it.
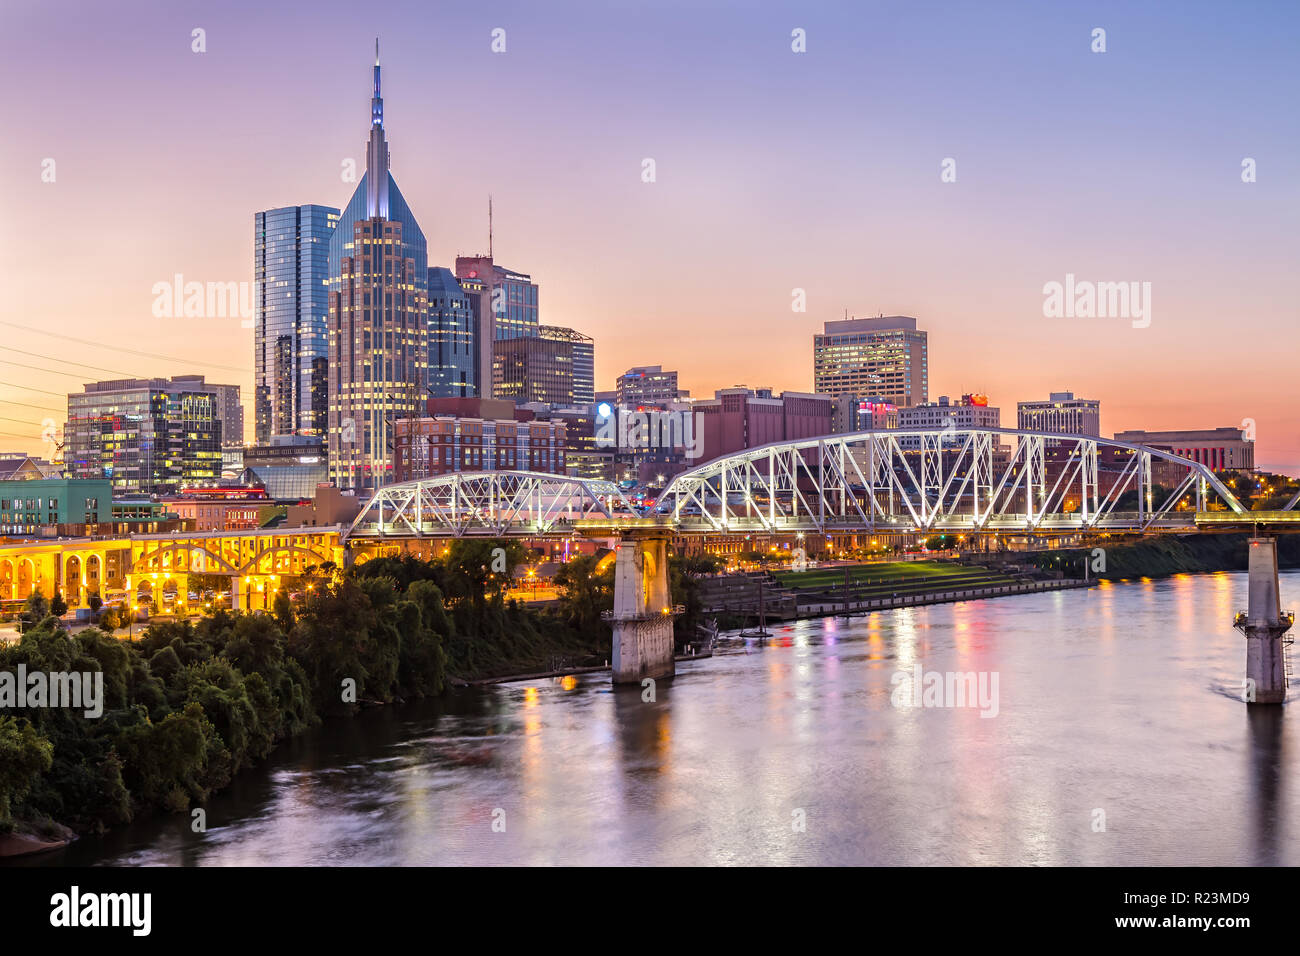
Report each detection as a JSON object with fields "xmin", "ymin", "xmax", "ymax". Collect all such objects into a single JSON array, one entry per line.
[
  {"xmin": 0, "ymin": 820, "xmax": 75, "ymax": 859},
  {"xmin": 1023, "ymin": 532, "xmax": 1300, "ymax": 580},
  {"xmin": 793, "ymin": 576, "xmax": 1093, "ymax": 617}
]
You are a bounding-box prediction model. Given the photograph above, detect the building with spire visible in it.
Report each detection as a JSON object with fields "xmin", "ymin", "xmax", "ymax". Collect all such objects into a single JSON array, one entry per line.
[{"xmin": 327, "ymin": 42, "xmax": 429, "ymax": 491}]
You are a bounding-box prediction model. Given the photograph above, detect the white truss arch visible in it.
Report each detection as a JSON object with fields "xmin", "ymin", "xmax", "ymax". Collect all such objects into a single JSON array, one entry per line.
[
  {"xmin": 347, "ymin": 470, "xmax": 640, "ymax": 538},
  {"xmin": 652, "ymin": 427, "xmax": 1247, "ymax": 535}
]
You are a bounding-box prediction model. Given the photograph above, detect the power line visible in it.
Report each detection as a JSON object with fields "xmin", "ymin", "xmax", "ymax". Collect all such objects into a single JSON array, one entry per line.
[
  {"xmin": 0, "ymin": 359, "xmax": 97, "ymax": 379},
  {"xmin": 0, "ymin": 398, "xmax": 63, "ymax": 414},
  {"xmin": 0, "ymin": 382, "xmax": 66, "ymax": 397},
  {"xmin": 0, "ymin": 416, "xmax": 56, "ymax": 427},
  {"xmin": 0, "ymin": 346, "xmax": 137, "ymax": 379},
  {"xmin": 0, "ymin": 320, "xmax": 252, "ymax": 375},
  {"xmin": 0, "ymin": 430, "xmax": 47, "ymax": 442}
]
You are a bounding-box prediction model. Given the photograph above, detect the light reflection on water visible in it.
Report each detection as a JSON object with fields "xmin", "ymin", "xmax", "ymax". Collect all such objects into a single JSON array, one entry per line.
[{"xmin": 40, "ymin": 571, "xmax": 1300, "ymax": 866}]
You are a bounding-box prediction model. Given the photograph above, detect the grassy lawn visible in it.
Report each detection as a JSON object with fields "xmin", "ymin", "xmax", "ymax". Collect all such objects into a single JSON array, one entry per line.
[{"xmin": 771, "ymin": 561, "xmax": 983, "ymax": 588}]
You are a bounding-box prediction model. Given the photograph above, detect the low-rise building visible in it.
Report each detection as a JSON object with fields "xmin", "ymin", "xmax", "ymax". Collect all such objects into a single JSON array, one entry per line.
[
  {"xmin": 899, "ymin": 394, "xmax": 1000, "ymax": 431},
  {"xmin": 0, "ymin": 478, "xmax": 112, "ymax": 536},
  {"xmin": 241, "ymin": 436, "xmax": 328, "ymax": 499},
  {"xmin": 0, "ymin": 454, "xmax": 60, "ymax": 481},
  {"xmin": 393, "ymin": 397, "xmax": 567, "ymax": 481},
  {"xmin": 696, "ymin": 387, "xmax": 833, "ymax": 462},
  {"xmin": 830, "ymin": 395, "xmax": 899, "ymax": 432},
  {"xmin": 1112, "ymin": 427, "xmax": 1254, "ymax": 473},
  {"xmin": 160, "ymin": 488, "xmax": 271, "ymax": 531},
  {"xmin": 284, "ymin": 484, "xmax": 364, "ymax": 528},
  {"xmin": 616, "ymin": 366, "xmax": 689, "ymax": 406},
  {"xmin": 1017, "ymin": 391, "xmax": 1100, "ymax": 436}
]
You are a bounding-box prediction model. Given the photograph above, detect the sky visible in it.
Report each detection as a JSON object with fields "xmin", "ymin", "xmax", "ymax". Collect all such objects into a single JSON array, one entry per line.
[{"xmin": 1, "ymin": 0, "xmax": 1297, "ymax": 470}]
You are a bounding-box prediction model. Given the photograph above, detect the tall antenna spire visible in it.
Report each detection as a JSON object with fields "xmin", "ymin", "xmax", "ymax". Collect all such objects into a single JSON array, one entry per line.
[
  {"xmin": 365, "ymin": 41, "xmax": 390, "ymax": 217},
  {"xmin": 371, "ymin": 38, "xmax": 383, "ymax": 126},
  {"xmin": 488, "ymin": 195, "xmax": 494, "ymax": 258}
]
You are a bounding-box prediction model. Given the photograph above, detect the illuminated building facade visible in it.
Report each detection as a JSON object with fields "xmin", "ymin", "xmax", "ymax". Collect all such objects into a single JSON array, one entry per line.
[
  {"xmin": 615, "ymin": 366, "xmax": 688, "ymax": 407},
  {"xmin": 1112, "ymin": 427, "xmax": 1254, "ymax": 472},
  {"xmin": 254, "ymin": 204, "xmax": 339, "ymax": 442},
  {"xmin": 327, "ymin": 44, "xmax": 428, "ymax": 491},
  {"xmin": 813, "ymin": 315, "xmax": 928, "ymax": 407},
  {"xmin": 492, "ymin": 327, "xmax": 590, "ymax": 407},
  {"xmin": 899, "ymin": 394, "xmax": 1000, "ymax": 430},
  {"xmin": 454, "ymin": 255, "xmax": 538, "ymax": 342},
  {"xmin": 1016, "ymin": 391, "xmax": 1100, "ymax": 436},
  {"xmin": 393, "ymin": 398, "xmax": 566, "ymax": 481},
  {"xmin": 65, "ymin": 378, "xmax": 223, "ymax": 494},
  {"xmin": 543, "ymin": 326, "xmax": 594, "ymax": 406},
  {"xmin": 427, "ymin": 266, "xmax": 477, "ymax": 398}
]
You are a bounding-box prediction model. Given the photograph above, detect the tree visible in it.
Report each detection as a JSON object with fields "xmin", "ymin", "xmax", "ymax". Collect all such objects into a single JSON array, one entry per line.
[
  {"xmin": 50, "ymin": 590, "xmax": 68, "ymax": 617},
  {"xmin": 272, "ymin": 590, "xmax": 294, "ymax": 633},
  {"xmin": 0, "ymin": 717, "xmax": 53, "ymax": 829},
  {"xmin": 19, "ymin": 591, "xmax": 49, "ymax": 628},
  {"xmin": 553, "ymin": 554, "xmax": 614, "ymax": 634},
  {"xmin": 88, "ymin": 591, "xmax": 103, "ymax": 615}
]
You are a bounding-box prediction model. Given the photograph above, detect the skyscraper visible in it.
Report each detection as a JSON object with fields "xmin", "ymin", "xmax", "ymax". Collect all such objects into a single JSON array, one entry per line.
[
  {"xmin": 171, "ymin": 375, "xmax": 244, "ymax": 450},
  {"xmin": 327, "ymin": 43, "xmax": 429, "ymax": 491},
  {"xmin": 454, "ymin": 255, "xmax": 539, "ymax": 342},
  {"xmin": 254, "ymin": 204, "xmax": 339, "ymax": 442},
  {"xmin": 65, "ymin": 378, "xmax": 223, "ymax": 494},
  {"xmin": 492, "ymin": 332, "xmax": 573, "ymax": 406},
  {"xmin": 491, "ymin": 325, "xmax": 593, "ymax": 407},
  {"xmin": 812, "ymin": 315, "xmax": 928, "ymax": 407},
  {"xmin": 427, "ymin": 266, "xmax": 477, "ymax": 398},
  {"xmin": 542, "ymin": 326, "xmax": 594, "ymax": 406}
]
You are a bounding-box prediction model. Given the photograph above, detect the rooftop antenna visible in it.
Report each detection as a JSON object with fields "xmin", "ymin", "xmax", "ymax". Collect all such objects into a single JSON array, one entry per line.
[{"xmin": 488, "ymin": 195, "xmax": 494, "ymax": 258}]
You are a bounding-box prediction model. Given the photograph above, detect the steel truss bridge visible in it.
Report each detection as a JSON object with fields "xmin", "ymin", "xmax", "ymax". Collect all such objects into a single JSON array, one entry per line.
[
  {"xmin": 348, "ymin": 471, "xmax": 642, "ymax": 538},
  {"xmin": 347, "ymin": 428, "xmax": 1295, "ymax": 539}
]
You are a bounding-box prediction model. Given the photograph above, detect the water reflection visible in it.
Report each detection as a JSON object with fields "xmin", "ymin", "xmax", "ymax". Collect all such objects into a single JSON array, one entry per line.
[{"xmin": 23, "ymin": 571, "xmax": 1300, "ymax": 867}]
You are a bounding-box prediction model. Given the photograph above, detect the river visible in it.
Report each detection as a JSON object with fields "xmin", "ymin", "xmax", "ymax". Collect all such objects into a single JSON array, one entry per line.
[{"xmin": 33, "ymin": 571, "xmax": 1300, "ymax": 866}]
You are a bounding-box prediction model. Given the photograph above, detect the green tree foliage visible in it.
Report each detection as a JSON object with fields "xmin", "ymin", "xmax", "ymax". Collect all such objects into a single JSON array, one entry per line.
[
  {"xmin": 0, "ymin": 717, "xmax": 53, "ymax": 829},
  {"xmin": 553, "ymin": 554, "xmax": 614, "ymax": 635},
  {"xmin": 669, "ymin": 553, "xmax": 723, "ymax": 647},
  {"xmin": 0, "ymin": 568, "xmax": 457, "ymax": 832},
  {"xmin": 1, "ymin": 543, "xmax": 646, "ymax": 835},
  {"xmin": 20, "ymin": 591, "xmax": 50, "ymax": 628}
]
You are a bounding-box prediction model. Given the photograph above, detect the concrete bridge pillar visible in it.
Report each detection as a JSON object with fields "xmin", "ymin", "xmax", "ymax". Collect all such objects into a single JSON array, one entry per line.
[
  {"xmin": 1235, "ymin": 537, "xmax": 1293, "ymax": 704},
  {"xmin": 608, "ymin": 531, "xmax": 679, "ymax": 684}
]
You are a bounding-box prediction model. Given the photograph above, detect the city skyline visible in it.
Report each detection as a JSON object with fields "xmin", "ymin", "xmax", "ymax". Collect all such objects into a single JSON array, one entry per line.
[
  {"xmin": 3, "ymin": 0, "xmax": 1300, "ymax": 890},
  {"xmin": 2, "ymin": 0, "xmax": 1297, "ymax": 471}
]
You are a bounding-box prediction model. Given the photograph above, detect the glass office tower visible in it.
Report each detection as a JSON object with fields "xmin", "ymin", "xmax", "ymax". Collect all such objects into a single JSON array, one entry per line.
[
  {"xmin": 327, "ymin": 44, "xmax": 429, "ymax": 491},
  {"xmin": 254, "ymin": 204, "xmax": 339, "ymax": 442},
  {"xmin": 427, "ymin": 266, "xmax": 477, "ymax": 398},
  {"xmin": 65, "ymin": 378, "xmax": 222, "ymax": 494}
]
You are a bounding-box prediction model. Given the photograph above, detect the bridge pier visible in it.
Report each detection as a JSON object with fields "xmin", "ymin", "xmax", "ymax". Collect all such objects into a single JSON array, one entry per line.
[
  {"xmin": 1234, "ymin": 537, "xmax": 1294, "ymax": 704},
  {"xmin": 607, "ymin": 531, "xmax": 679, "ymax": 685}
]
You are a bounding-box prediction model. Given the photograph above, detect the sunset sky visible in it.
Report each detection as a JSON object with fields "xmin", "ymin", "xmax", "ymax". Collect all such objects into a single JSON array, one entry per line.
[{"xmin": 1, "ymin": 0, "xmax": 1297, "ymax": 470}]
